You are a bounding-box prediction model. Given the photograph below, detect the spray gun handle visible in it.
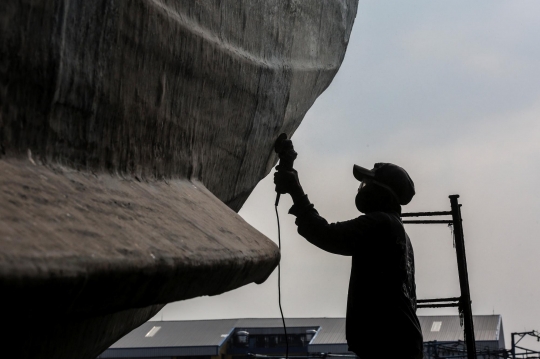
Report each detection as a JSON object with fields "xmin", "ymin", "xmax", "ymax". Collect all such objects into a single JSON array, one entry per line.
[
  {"xmin": 274, "ymin": 133, "xmax": 298, "ymax": 206},
  {"xmin": 275, "ymin": 133, "xmax": 298, "ymax": 169}
]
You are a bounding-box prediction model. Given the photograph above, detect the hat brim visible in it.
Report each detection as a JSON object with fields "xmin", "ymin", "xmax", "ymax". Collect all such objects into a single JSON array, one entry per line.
[{"xmin": 353, "ymin": 164, "xmax": 375, "ymax": 182}]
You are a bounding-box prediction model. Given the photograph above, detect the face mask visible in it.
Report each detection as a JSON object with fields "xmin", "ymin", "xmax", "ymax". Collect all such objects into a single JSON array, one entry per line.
[
  {"xmin": 356, "ymin": 185, "xmax": 400, "ymax": 214},
  {"xmin": 355, "ymin": 190, "xmax": 367, "ymax": 213}
]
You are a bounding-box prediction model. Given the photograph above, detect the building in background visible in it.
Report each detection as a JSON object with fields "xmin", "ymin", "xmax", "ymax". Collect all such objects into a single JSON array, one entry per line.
[
  {"xmin": 420, "ymin": 315, "xmax": 505, "ymax": 358},
  {"xmin": 98, "ymin": 315, "xmax": 505, "ymax": 359}
]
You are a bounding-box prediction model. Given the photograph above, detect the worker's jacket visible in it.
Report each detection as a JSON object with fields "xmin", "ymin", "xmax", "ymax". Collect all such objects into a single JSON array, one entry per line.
[{"xmin": 289, "ymin": 195, "xmax": 424, "ymax": 359}]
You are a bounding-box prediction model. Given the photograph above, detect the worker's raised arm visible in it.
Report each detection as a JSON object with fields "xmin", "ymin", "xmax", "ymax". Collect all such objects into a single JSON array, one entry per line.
[
  {"xmin": 289, "ymin": 194, "xmax": 380, "ymax": 256},
  {"xmin": 274, "ymin": 169, "xmax": 379, "ymax": 256}
]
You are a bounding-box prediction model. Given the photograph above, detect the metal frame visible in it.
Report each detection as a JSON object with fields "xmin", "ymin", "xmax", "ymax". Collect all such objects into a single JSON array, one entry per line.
[
  {"xmin": 511, "ymin": 331, "xmax": 540, "ymax": 359},
  {"xmin": 402, "ymin": 194, "xmax": 477, "ymax": 359}
]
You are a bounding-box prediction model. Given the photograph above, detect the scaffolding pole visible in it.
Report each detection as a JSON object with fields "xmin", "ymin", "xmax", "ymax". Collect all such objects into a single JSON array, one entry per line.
[
  {"xmin": 402, "ymin": 195, "xmax": 477, "ymax": 359},
  {"xmin": 449, "ymin": 195, "xmax": 476, "ymax": 359}
]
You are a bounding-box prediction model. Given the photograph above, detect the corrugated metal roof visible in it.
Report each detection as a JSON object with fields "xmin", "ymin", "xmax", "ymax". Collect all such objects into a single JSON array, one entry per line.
[
  {"xmin": 105, "ymin": 315, "xmax": 502, "ymax": 351},
  {"xmin": 419, "ymin": 315, "xmax": 501, "ymax": 342},
  {"xmin": 109, "ymin": 319, "xmax": 238, "ymax": 348}
]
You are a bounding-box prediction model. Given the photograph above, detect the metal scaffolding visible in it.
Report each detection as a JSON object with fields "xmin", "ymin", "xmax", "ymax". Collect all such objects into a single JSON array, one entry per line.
[{"xmin": 402, "ymin": 195, "xmax": 477, "ymax": 359}]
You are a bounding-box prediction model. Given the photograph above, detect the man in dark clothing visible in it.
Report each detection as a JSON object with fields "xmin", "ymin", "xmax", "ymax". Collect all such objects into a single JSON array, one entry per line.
[{"xmin": 274, "ymin": 150, "xmax": 424, "ymax": 359}]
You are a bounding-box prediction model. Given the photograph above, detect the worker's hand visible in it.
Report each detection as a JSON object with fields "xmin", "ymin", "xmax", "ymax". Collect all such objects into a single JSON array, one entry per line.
[
  {"xmin": 274, "ymin": 167, "xmax": 304, "ymax": 199},
  {"xmin": 275, "ymin": 138, "xmax": 294, "ymax": 154}
]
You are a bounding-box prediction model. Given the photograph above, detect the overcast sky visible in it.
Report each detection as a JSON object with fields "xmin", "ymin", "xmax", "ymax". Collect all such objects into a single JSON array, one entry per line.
[{"xmin": 155, "ymin": 1, "xmax": 540, "ymax": 348}]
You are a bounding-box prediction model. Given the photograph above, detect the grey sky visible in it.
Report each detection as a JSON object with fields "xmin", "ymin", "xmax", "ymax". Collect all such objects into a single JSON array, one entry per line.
[{"xmin": 156, "ymin": 1, "xmax": 540, "ymax": 348}]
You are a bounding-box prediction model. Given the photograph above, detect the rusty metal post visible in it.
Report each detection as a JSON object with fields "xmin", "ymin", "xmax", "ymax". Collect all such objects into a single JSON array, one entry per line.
[{"xmin": 449, "ymin": 195, "xmax": 477, "ymax": 359}]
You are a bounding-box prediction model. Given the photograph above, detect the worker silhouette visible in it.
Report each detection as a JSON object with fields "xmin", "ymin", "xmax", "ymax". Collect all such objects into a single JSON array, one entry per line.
[{"xmin": 274, "ymin": 139, "xmax": 423, "ymax": 359}]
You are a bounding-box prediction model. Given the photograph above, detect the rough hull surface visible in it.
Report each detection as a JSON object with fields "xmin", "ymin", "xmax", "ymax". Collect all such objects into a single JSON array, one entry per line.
[{"xmin": 0, "ymin": 0, "xmax": 358, "ymax": 358}]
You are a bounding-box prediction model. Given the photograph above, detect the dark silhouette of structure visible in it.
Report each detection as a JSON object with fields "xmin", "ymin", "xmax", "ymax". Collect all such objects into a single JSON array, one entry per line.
[{"xmin": 510, "ymin": 330, "xmax": 540, "ymax": 359}]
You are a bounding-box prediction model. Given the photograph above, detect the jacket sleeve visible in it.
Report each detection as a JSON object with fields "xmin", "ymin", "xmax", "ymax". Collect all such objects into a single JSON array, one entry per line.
[{"xmin": 289, "ymin": 194, "xmax": 379, "ymax": 256}]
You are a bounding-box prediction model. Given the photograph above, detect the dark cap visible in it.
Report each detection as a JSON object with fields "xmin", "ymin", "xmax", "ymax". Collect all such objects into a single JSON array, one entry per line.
[{"xmin": 353, "ymin": 163, "xmax": 415, "ymax": 205}]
